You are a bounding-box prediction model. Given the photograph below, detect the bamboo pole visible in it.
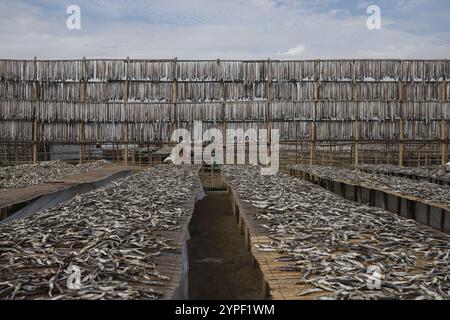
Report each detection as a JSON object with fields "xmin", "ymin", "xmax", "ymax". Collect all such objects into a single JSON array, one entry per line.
[
  {"xmin": 267, "ymin": 59, "xmax": 273, "ymax": 142},
  {"xmin": 310, "ymin": 60, "xmax": 320, "ymax": 165},
  {"xmin": 355, "ymin": 122, "xmax": 360, "ymax": 166},
  {"xmin": 440, "ymin": 119, "xmax": 447, "ymax": 165},
  {"xmin": 79, "ymin": 57, "xmax": 87, "ymax": 164},
  {"xmin": 124, "ymin": 123, "xmax": 129, "ymax": 165},
  {"xmin": 220, "ymin": 59, "xmax": 227, "ymax": 164},
  {"xmin": 32, "ymin": 119, "xmax": 37, "ymax": 164},
  {"xmin": 399, "ymin": 119, "xmax": 404, "ymax": 166},
  {"xmin": 171, "ymin": 58, "xmax": 178, "ymax": 143},
  {"xmin": 267, "ymin": 58, "xmax": 272, "ymax": 156},
  {"xmin": 32, "ymin": 56, "xmax": 38, "ymax": 164},
  {"xmin": 124, "ymin": 57, "xmax": 129, "ymax": 165},
  {"xmin": 398, "ymin": 79, "xmax": 404, "ymax": 166},
  {"xmin": 79, "ymin": 122, "xmax": 84, "ymax": 164},
  {"xmin": 352, "ymin": 60, "xmax": 359, "ymax": 166},
  {"xmin": 441, "ymin": 72, "xmax": 448, "ymax": 165},
  {"xmin": 309, "ymin": 123, "xmax": 315, "ymax": 165}
]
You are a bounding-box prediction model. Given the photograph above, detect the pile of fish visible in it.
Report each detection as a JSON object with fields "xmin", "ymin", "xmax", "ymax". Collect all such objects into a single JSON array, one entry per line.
[
  {"xmin": 0, "ymin": 165, "xmax": 199, "ymax": 300},
  {"xmin": 357, "ymin": 164, "xmax": 450, "ymax": 181},
  {"xmin": 289, "ymin": 165, "xmax": 450, "ymax": 209},
  {"xmin": 0, "ymin": 160, "xmax": 112, "ymax": 192},
  {"xmin": 223, "ymin": 166, "xmax": 450, "ymax": 300}
]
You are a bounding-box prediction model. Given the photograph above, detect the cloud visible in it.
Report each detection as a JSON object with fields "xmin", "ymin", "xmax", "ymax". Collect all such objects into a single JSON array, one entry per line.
[
  {"xmin": 0, "ymin": 0, "xmax": 448, "ymax": 59},
  {"xmin": 285, "ymin": 45, "xmax": 305, "ymax": 56}
]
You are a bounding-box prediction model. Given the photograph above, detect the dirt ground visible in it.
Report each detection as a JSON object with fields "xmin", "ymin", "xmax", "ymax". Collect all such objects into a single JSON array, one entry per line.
[{"xmin": 187, "ymin": 187, "xmax": 266, "ymax": 300}]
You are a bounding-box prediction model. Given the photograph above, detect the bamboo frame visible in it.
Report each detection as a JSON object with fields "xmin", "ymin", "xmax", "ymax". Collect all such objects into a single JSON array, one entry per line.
[{"xmin": 1, "ymin": 58, "xmax": 449, "ymax": 166}]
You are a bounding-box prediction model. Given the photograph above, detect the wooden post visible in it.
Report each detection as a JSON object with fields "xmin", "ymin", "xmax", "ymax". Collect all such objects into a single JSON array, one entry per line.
[
  {"xmin": 442, "ymin": 78, "xmax": 447, "ymax": 101},
  {"xmin": 310, "ymin": 60, "xmax": 319, "ymax": 165},
  {"xmin": 124, "ymin": 57, "xmax": 129, "ymax": 102},
  {"xmin": 355, "ymin": 119, "xmax": 360, "ymax": 166},
  {"xmin": 315, "ymin": 60, "xmax": 320, "ymax": 101},
  {"xmin": 441, "ymin": 119, "xmax": 448, "ymax": 166},
  {"xmin": 124, "ymin": 123, "xmax": 129, "ymax": 165},
  {"xmin": 79, "ymin": 57, "xmax": 87, "ymax": 164},
  {"xmin": 32, "ymin": 56, "xmax": 38, "ymax": 164},
  {"xmin": 441, "ymin": 71, "xmax": 448, "ymax": 165},
  {"xmin": 81, "ymin": 57, "xmax": 87, "ymax": 102},
  {"xmin": 328, "ymin": 144, "xmax": 332, "ymax": 165},
  {"xmin": 375, "ymin": 147, "xmax": 379, "ymax": 164},
  {"xmin": 309, "ymin": 121, "xmax": 315, "ymax": 165},
  {"xmin": 32, "ymin": 119, "xmax": 38, "ymax": 164},
  {"xmin": 399, "ymin": 118, "xmax": 404, "ymax": 166},
  {"xmin": 418, "ymin": 145, "xmax": 421, "ymax": 167},
  {"xmin": 124, "ymin": 57, "xmax": 129, "ymax": 165},
  {"xmin": 79, "ymin": 122, "xmax": 85, "ymax": 164},
  {"xmin": 171, "ymin": 58, "xmax": 178, "ymax": 142},
  {"xmin": 398, "ymin": 79, "xmax": 404, "ymax": 166},
  {"xmin": 266, "ymin": 58, "xmax": 272, "ymax": 156},
  {"xmin": 220, "ymin": 59, "xmax": 226, "ymax": 164},
  {"xmin": 88, "ymin": 143, "xmax": 92, "ymax": 161},
  {"xmin": 353, "ymin": 61, "xmax": 360, "ymax": 166}
]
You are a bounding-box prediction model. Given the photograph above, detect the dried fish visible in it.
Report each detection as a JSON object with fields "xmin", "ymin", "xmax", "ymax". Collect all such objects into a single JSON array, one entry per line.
[
  {"xmin": 289, "ymin": 165, "xmax": 450, "ymax": 209},
  {"xmin": 0, "ymin": 160, "xmax": 112, "ymax": 192},
  {"xmin": 0, "ymin": 58, "xmax": 448, "ymax": 145},
  {"xmin": 357, "ymin": 164, "xmax": 450, "ymax": 182},
  {"xmin": 0, "ymin": 165, "xmax": 199, "ymax": 300},
  {"xmin": 224, "ymin": 165, "xmax": 450, "ymax": 300}
]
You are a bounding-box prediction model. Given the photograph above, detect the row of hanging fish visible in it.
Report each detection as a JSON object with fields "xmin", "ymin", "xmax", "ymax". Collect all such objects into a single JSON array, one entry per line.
[
  {"xmin": 0, "ymin": 81, "xmax": 448, "ymax": 102},
  {"xmin": 0, "ymin": 165, "xmax": 200, "ymax": 300},
  {"xmin": 223, "ymin": 165, "xmax": 450, "ymax": 300},
  {"xmin": 1, "ymin": 60, "xmax": 448, "ymax": 81},
  {"xmin": 288, "ymin": 165, "xmax": 450, "ymax": 209},
  {"xmin": 0, "ymin": 120, "xmax": 33, "ymax": 141},
  {"xmin": 2, "ymin": 100, "xmax": 449, "ymax": 123},
  {"xmin": 270, "ymin": 120, "xmax": 445, "ymax": 141},
  {"xmin": 0, "ymin": 160, "xmax": 112, "ymax": 192},
  {"xmin": 0, "ymin": 119, "xmax": 446, "ymax": 142},
  {"xmin": 38, "ymin": 122, "xmax": 228, "ymax": 143}
]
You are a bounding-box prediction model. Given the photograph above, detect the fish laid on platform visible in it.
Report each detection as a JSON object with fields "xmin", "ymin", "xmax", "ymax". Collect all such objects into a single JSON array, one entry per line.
[
  {"xmin": 224, "ymin": 165, "xmax": 450, "ymax": 300},
  {"xmin": 0, "ymin": 160, "xmax": 112, "ymax": 192},
  {"xmin": 357, "ymin": 164, "xmax": 450, "ymax": 182},
  {"xmin": 0, "ymin": 165, "xmax": 199, "ymax": 300},
  {"xmin": 289, "ymin": 164, "xmax": 450, "ymax": 209}
]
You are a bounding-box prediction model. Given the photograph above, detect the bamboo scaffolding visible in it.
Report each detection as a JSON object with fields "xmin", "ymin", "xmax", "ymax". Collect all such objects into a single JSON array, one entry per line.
[{"xmin": 1, "ymin": 59, "xmax": 449, "ymax": 165}]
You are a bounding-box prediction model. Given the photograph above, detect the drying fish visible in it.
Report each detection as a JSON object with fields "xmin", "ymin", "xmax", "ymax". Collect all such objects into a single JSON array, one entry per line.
[
  {"xmin": 1, "ymin": 58, "xmax": 448, "ymax": 144},
  {"xmin": 0, "ymin": 160, "xmax": 112, "ymax": 192},
  {"xmin": 357, "ymin": 164, "xmax": 450, "ymax": 183},
  {"xmin": 289, "ymin": 164, "xmax": 450, "ymax": 209},
  {"xmin": 223, "ymin": 165, "xmax": 450, "ymax": 300},
  {"xmin": 297, "ymin": 288, "xmax": 325, "ymax": 297},
  {"xmin": 0, "ymin": 164, "xmax": 200, "ymax": 300}
]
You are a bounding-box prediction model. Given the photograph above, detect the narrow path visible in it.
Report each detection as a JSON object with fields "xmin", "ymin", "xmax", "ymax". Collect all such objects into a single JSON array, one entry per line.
[{"xmin": 187, "ymin": 174, "xmax": 266, "ymax": 300}]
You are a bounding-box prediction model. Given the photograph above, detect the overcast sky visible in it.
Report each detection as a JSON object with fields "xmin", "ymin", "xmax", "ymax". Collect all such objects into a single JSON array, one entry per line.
[{"xmin": 0, "ymin": 0, "xmax": 449, "ymax": 59}]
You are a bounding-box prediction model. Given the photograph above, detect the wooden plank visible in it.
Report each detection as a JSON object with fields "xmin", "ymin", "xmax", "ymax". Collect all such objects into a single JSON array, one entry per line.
[
  {"xmin": 290, "ymin": 168, "xmax": 450, "ymax": 233},
  {"xmin": 225, "ymin": 180, "xmax": 332, "ymax": 300},
  {"xmin": 0, "ymin": 166, "xmax": 136, "ymax": 211}
]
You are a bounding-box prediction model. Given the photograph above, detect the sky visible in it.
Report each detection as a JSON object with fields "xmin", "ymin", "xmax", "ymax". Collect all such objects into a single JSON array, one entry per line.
[{"xmin": 0, "ymin": 0, "xmax": 449, "ymax": 59}]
